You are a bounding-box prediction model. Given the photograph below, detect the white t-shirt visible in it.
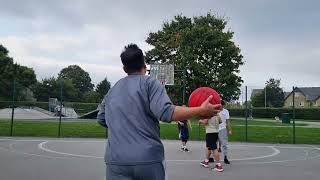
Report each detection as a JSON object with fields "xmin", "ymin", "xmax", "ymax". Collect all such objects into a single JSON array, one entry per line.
[
  {"xmin": 205, "ymin": 116, "xmax": 220, "ymax": 133},
  {"xmin": 219, "ymin": 108, "xmax": 230, "ymax": 130}
]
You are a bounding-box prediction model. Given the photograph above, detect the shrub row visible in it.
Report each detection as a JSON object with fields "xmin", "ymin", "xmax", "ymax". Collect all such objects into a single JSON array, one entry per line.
[{"xmin": 229, "ymin": 108, "xmax": 320, "ymax": 120}]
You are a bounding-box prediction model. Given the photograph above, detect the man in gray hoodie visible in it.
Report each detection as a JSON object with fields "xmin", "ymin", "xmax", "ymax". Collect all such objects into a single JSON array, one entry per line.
[{"xmin": 97, "ymin": 44, "xmax": 220, "ymax": 180}]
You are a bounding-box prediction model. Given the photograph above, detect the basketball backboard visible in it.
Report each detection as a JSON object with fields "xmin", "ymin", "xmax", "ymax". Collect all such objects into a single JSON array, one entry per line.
[{"xmin": 149, "ymin": 64, "xmax": 174, "ymax": 85}]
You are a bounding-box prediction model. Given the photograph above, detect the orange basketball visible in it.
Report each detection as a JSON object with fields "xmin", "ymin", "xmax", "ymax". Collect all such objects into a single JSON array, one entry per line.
[{"xmin": 188, "ymin": 87, "xmax": 221, "ymax": 108}]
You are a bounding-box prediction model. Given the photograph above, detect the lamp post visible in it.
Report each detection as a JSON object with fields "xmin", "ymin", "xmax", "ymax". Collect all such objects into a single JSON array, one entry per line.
[
  {"xmin": 46, "ymin": 83, "xmax": 52, "ymax": 112},
  {"xmin": 264, "ymin": 83, "xmax": 267, "ymax": 108}
]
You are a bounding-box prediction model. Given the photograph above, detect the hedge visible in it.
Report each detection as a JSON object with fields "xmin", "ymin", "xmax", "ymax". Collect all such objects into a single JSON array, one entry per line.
[
  {"xmin": 0, "ymin": 101, "xmax": 99, "ymax": 114},
  {"xmin": 0, "ymin": 101, "xmax": 49, "ymax": 110},
  {"xmin": 229, "ymin": 108, "xmax": 320, "ymax": 120},
  {"xmin": 64, "ymin": 102, "xmax": 99, "ymax": 114}
]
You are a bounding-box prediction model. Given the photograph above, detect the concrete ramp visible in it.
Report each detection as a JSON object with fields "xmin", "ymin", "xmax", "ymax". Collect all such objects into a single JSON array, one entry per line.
[
  {"xmin": 61, "ymin": 107, "xmax": 78, "ymax": 118},
  {"xmin": 0, "ymin": 107, "xmax": 54, "ymax": 120}
]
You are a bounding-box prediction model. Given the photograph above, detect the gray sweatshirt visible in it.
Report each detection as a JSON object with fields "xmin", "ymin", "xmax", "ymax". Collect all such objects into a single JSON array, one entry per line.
[{"xmin": 97, "ymin": 75, "xmax": 175, "ymax": 165}]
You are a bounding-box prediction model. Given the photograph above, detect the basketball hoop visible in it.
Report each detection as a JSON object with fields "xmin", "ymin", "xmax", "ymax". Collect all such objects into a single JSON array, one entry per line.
[
  {"xmin": 160, "ymin": 80, "xmax": 167, "ymax": 86},
  {"xmin": 149, "ymin": 64, "xmax": 174, "ymax": 86}
]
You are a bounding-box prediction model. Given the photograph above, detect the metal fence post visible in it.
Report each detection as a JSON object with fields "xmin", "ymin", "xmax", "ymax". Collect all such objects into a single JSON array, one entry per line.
[
  {"xmin": 245, "ymin": 86, "xmax": 248, "ymax": 142},
  {"xmin": 58, "ymin": 81, "xmax": 63, "ymax": 137},
  {"xmin": 10, "ymin": 79, "xmax": 16, "ymax": 136},
  {"xmin": 292, "ymin": 86, "xmax": 296, "ymax": 144},
  {"xmin": 198, "ymin": 123, "xmax": 200, "ymax": 140}
]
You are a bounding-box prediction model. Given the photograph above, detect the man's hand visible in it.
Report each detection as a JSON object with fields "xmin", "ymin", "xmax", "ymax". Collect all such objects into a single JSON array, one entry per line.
[
  {"xmin": 199, "ymin": 119, "xmax": 209, "ymax": 125},
  {"xmin": 228, "ymin": 130, "xmax": 232, "ymax": 135},
  {"xmin": 199, "ymin": 95, "xmax": 221, "ymax": 118}
]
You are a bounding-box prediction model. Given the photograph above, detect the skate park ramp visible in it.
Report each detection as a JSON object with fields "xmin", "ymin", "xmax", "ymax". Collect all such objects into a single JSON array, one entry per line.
[
  {"xmin": 0, "ymin": 107, "xmax": 78, "ymax": 120},
  {"xmin": 0, "ymin": 107, "xmax": 54, "ymax": 120}
]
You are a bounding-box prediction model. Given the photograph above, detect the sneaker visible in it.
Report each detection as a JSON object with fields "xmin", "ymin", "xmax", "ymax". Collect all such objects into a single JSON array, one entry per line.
[
  {"xmin": 213, "ymin": 164, "xmax": 224, "ymax": 172},
  {"xmin": 200, "ymin": 160, "xmax": 209, "ymax": 168},
  {"xmin": 224, "ymin": 157, "xmax": 230, "ymax": 164},
  {"xmin": 208, "ymin": 158, "xmax": 214, "ymax": 163},
  {"xmin": 183, "ymin": 147, "xmax": 190, "ymax": 152},
  {"xmin": 180, "ymin": 147, "xmax": 185, "ymax": 152}
]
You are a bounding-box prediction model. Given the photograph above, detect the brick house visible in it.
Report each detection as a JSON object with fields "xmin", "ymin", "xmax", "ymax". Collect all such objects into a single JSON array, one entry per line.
[{"xmin": 284, "ymin": 87, "xmax": 320, "ymax": 108}]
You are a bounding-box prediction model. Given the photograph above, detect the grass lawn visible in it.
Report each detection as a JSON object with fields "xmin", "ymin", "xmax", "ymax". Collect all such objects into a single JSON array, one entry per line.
[
  {"xmin": 0, "ymin": 119, "xmax": 319, "ymax": 144},
  {"xmin": 230, "ymin": 118, "xmax": 307, "ymax": 126}
]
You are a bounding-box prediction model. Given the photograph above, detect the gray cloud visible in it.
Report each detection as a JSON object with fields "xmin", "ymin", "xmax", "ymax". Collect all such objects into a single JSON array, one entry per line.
[{"xmin": 0, "ymin": 0, "xmax": 319, "ymax": 88}]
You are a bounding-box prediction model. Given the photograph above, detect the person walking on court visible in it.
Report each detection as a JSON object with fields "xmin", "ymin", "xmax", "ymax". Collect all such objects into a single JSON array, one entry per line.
[
  {"xmin": 177, "ymin": 115, "xmax": 191, "ymax": 152},
  {"xmin": 218, "ymin": 100, "xmax": 232, "ymax": 164},
  {"xmin": 97, "ymin": 44, "xmax": 220, "ymax": 180}
]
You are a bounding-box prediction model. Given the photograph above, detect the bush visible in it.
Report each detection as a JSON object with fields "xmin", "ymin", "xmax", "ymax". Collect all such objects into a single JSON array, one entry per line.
[
  {"xmin": 0, "ymin": 101, "xmax": 48, "ymax": 110},
  {"xmin": 229, "ymin": 107, "xmax": 320, "ymax": 120},
  {"xmin": 64, "ymin": 102, "xmax": 99, "ymax": 114}
]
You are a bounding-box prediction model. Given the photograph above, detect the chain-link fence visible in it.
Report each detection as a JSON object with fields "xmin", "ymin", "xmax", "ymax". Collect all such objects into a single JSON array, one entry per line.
[
  {"xmin": 1, "ymin": 79, "xmax": 319, "ymax": 144},
  {"xmin": 0, "ymin": 79, "xmax": 105, "ymax": 138},
  {"xmin": 226, "ymin": 85, "xmax": 320, "ymax": 144}
]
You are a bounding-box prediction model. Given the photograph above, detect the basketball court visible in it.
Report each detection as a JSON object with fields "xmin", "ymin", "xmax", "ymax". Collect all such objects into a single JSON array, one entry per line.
[{"xmin": 0, "ymin": 137, "xmax": 319, "ymax": 180}]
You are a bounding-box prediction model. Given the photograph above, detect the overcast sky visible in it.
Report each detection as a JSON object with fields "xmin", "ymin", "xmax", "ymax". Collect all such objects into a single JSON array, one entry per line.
[{"xmin": 0, "ymin": 0, "xmax": 319, "ymax": 91}]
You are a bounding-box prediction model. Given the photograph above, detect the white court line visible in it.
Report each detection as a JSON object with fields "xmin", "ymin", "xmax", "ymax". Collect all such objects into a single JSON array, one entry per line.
[
  {"xmin": 311, "ymin": 145, "xmax": 320, "ymax": 150},
  {"xmin": 232, "ymin": 146, "xmax": 280, "ymax": 161},
  {"xmin": 0, "ymin": 141, "xmax": 75, "ymax": 160},
  {"xmin": 165, "ymin": 141, "xmax": 317, "ymax": 149},
  {"xmin": 167, "ymin": 146, "xmax": 280, "ymax": 162},
  {"xmin": 0, "ymin": 138, "xmax": 318, "ymax": 149},
  {"xmin": 38, "ymin": 141, "xmax": 103, "ymax": 159},
  {"xmin": 1, "ymin": 138, "xmax": 320, "ymax": 165},
  {"xmin": 9, "ymin": 142, "xmax": 72, "ymax": 159},
  {"xmin": 168, "ymin": 148, "xmax": 320, "ymax": 165},
  {"xmin": 38, "ymin": 141, "xmax": 280, "ymax": 161}
]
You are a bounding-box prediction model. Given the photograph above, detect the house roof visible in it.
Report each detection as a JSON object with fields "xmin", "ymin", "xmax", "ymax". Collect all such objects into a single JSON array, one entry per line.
[
  {"xmin": 251, "ymin": 89, "xmax": 290, "ymax": 99},
  {"xmin": 297, "ymin": 87, "xmax": 320, "ymax": 101},
  {"xmin": 284, "ymin": 92, "xmax": 290, "ymax": 99},
  {"xmin": 285, "ymin": 87, "xmax": 320, "ymax": 102}
]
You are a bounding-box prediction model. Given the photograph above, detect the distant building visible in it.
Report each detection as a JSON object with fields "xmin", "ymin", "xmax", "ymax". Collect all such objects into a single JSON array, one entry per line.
[{"xmin": 284, "ymin": 87, "xmax": 320, "ymax": 108}]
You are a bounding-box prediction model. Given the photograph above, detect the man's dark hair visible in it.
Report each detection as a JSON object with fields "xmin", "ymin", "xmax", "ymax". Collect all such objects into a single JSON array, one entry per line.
[{"xmin": 120, "ymin": 44, "xmax": 145, "ymax": 72}]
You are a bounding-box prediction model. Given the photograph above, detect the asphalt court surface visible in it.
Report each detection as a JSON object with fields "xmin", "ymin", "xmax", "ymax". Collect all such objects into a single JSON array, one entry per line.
[{"xmin": 0, "ymin": 137, "xmax": 319, "ymax": 180}]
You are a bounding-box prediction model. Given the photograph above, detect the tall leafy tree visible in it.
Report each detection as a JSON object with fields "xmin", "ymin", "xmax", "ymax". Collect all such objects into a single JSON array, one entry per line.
[
  {"xmin": 145, "ymin": 13, "xmax": 244, "ymax": 102},
  {"xmin": 96, "ymin": 77, "xmax": 111, "ymax": 100},
  {"xmin": 34, "ymin": 77, "xmax": 78, "ymax": 102},
  {"xmin": 251, "ymin": 78, "xmax": 285, "ymax": 107},
  {"xmin": 0, "ymin": 44, "xmax": 37, "ymax": 100},
  {"xmin": 251, "ymin": 91, "xmax": 265, "ymax": 107},
  {"xmin": 58, "ymin": 65, "xmax": 94, "ymax": 101}
]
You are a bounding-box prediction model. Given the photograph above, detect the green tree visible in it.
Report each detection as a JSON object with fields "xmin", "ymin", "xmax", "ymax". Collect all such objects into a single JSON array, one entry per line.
[
  {"xmin": 251, "ymin": 78, "xmax": 285, "ymax": 107},
  {"xmin": 58, "ymin": 65, "xmax": 94, "ymax": 101},
  {"xmin": 251, "ymin": 91, "xmax": 265, "ymax": 107},
  {"xmin": 0, "ymin": 44, "xmax": 37, "ymax": 100},
  {"xmin": 33, "ymin": 77, "xmax": 56, "ymax": 101},
  {"xmin": 145, "ymin": 13, "xmax": 244, "ymax": 102},
  {"xmin": 34, "ymin": 77, "xmax": 78, "ymax": 102},
  {"xmin": 83, "ymin": 91, "xmax": 101, "ymax": 103},
  {"xmin": 96, "ymin": 77, "xmax": 111, "ymax": 100}
]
